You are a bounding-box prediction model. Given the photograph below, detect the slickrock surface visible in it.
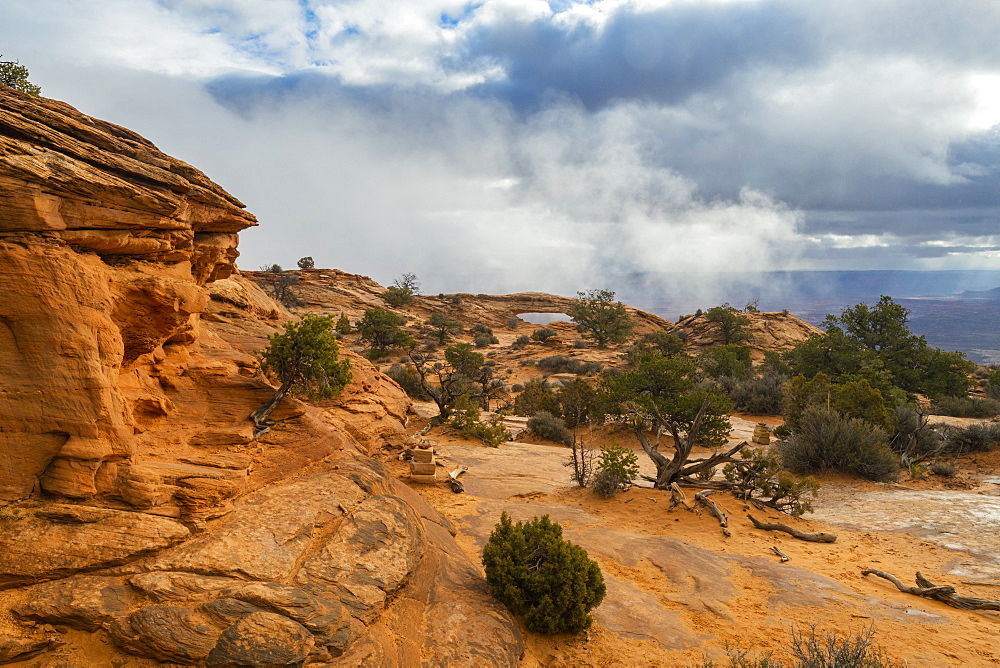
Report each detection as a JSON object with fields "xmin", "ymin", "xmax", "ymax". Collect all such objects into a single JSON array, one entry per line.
[{"xmin": 0, "ymin": 89, "xmax": 522, "ymax": 665}]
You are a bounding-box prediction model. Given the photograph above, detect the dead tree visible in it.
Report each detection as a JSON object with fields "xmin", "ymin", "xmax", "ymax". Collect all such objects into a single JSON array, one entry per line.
[{"xmin": 862, "ymin": 569, "xmax": 1000, "ymax": 611}]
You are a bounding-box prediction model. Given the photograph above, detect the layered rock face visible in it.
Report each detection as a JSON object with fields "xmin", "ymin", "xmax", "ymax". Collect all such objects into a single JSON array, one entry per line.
[
  {"xmin": 0, "ymin": 88, "xmax": 254, "ymax": 281},
  {"xmin": 0, "ymin": 87, "xmax": 257, "ymax": 501},
  {"xmin": 0, "ymin": 89, "xmax": 521, "ymax": 665}
]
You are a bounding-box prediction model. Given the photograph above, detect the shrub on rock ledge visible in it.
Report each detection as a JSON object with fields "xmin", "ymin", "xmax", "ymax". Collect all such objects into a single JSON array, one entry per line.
[{"xmin": 483, "ymin": 513, "xmax": 605, "ymax": 634}]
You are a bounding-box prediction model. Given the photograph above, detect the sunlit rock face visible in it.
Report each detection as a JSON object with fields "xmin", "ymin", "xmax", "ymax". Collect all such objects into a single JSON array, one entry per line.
[{"xmin": 0, "ymin": 87, "xmax": 256, "ymax": 500}]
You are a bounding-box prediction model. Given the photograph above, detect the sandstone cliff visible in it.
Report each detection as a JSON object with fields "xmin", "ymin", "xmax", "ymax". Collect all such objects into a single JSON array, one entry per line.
[{"xmin": 0, "ymin": 88, "xmax": 521, "ymax": 665}]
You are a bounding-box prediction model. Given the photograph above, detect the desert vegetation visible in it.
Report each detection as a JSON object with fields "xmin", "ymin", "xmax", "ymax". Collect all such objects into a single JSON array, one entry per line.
[
  {"xmin": 482, "ymin": 513, "xmax": 606, "ymax": 634},
  {"xmin": 249, "ymin": 314, "xmax": 352, "ymax": 432},
  {"xmin": 0, "ymin": 56, "xmax": 41, "ymax": 96},
  {"xmin": 569, "ymin": 289, "xmax": 634, "ymax": 348}
]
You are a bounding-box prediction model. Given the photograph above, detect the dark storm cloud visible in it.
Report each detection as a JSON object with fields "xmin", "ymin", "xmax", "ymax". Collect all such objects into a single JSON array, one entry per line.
[{"xmin": 467, "ymin": 1, "xmax": 818, "ymax": 111}]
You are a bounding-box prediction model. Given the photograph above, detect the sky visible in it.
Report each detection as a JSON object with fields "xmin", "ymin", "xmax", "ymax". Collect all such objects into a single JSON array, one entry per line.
[{"xmin": 1, "ymin": 0, "xmax": 999, "ymax": 297}]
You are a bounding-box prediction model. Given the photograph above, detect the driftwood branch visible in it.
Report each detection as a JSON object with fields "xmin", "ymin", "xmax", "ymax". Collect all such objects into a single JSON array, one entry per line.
[
  {"xmin": 771, "ymin": 546, "xmax": 790, "ymax": 563},
  {"xmin": 862, "ymin": 569, "xmax": 1000, "ymax": 611},
  {"xmin": 696, "ymin": 490, "xmax": 730, "ymax": 537},
  {"xmin": 747, "ymin": 514, "xmax": 837, "ymax": 543}
]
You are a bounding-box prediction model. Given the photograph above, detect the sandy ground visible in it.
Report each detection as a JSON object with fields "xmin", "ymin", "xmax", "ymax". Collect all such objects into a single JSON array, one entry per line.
[{"xmin": 392, "ymin": 418, "xmax": 1000, "ymax": 667}]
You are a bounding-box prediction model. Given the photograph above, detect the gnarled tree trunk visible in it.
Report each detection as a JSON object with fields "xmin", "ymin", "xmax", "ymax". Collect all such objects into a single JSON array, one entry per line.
[
  {"xmin": 636, "ymin": 399, "xmax": 746, "ymax": 489},
  {"xmin": 248, "ymin": 381, "xmax": 293, "ymax": 434}
]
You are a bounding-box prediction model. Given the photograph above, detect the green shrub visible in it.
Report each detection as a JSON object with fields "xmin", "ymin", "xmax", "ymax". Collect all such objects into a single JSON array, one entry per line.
[
  {"xmin": 335, "ymin": 313, "xmax": 352, "ymax": 334},
  {"xmin": 931, "ymin": 395, "xmax": 1000, "ymax": 418},
  {"xmin": 699, "ymin": 344, "xmax": 752, "ymax": 380},
  {"xmin": 511, "ymin": 335, "xmax": 530, "ymax": 350},
  {"xmin": 384, "ymin": 363, "xmax": 430, "ymax": 400},
  {"xmin": 537, "ymin": 355, "xmax": 603, "ymax": 376},
  {"xmin": 427, "ymin": 311, "xmax": 461, "ymax": 344},
  {"xmin": 513, "ymin": 379, "xmax": 561, "ymax": 417},
  {"xmin": 471, "ymin": 323, "xmax": 495, "ymax": 336},
  {"xmin": 531, "ymin": 327, "xmax": 557, "ymax": 342},
  {"xmin": 449, "ymin": 397, "xmax": 508, "ymax": 447},
  {"xmin": 573, "ymin": 339, "xmax": 588, "ymax": 349},
  {"xmin": 557, "ymin": 378, "xmax": 599, "ymax": 428},
  {"xmin": 482, "ymin": 513, "xmax": 606, "ymax": 634},
  {"xmin": 296, "ymin": 256, "xmax": 315, "ymax": 269},
  {"xmin": 985, "ymin": 368, "xmax": 1000, "ymax": 400},
  {"xmin": 783, "ymin": 374, "xmax": 895, "ymax": 432},
  {"xmin": 357, "ymin": 308, "xmax": 413, "ymax": 358},
  {"xmin": 640, "ymin": 331, "xmax": 685, "ymax": 356},
  {"xmin": 527, "ymin": 411, "xmax": 572, "ymax": 446},
  {"xmin": 720, "ymin": 371, "xmax": 787, "ymax": 415},
  {"xmin": 382, "ymin": 285, "xmax": 414, "ymax": 307},
  {"xmin": 942, "ymin": 422, "xmax": 1000, "ymax": 454},
  {"xmin": 780, "ymin": 406, "xmax": 899, "ymax": 482},
  {"xmin": 474, "ymin": 332, "xmax": 499, "ymax": 347},
  {"xmin": 705, "ymin": 303, "xmax": 753, "ymax": 344},
  {"xmin": 592, "ymin": 444, "xmax": 639, "ymax": 497}
]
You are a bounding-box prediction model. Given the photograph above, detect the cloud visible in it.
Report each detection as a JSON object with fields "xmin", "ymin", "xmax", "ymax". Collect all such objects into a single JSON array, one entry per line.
[
  {"xmin": 467, "ymin": 0, "xmax": 818, "ymax": 110},
  {"xmin": 1, "ymin": 0, "xmax": 999, "ymax": 296}
]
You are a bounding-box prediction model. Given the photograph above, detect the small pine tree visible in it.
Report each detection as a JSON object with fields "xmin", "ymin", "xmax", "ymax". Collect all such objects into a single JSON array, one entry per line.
[
  {"xmin": 335, "ymin": 313, "xmax": 352, "ymax": 334},
  {"xmin": 297, "ymin": 256, "xmax": 315, "ymax": 269},
  {"xmin": 249, "ymin": 315, "xmax": 351, "ymax": 431},
  {"xmin": 0, "ymin": 57, "xmax": 41, "ymax": 96},
  {"xmin": 705, "ymin": 303, "xmax": 753, "ymax": 345},
  {"xmin": 482, "ymin": 513, "xmax": 606, "ymax": 634},
  {"xmin": 569, "ymin": 289, "xmax": 633, "ymax": 348},
  {"xmin": 594, "ymin": 443, "xmax": 640, "ymax": 494}
]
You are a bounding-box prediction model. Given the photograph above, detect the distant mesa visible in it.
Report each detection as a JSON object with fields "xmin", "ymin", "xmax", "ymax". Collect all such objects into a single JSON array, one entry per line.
[{"xmin": 959, "ymin": 286, "xmax": 1000, "ymax": 299}]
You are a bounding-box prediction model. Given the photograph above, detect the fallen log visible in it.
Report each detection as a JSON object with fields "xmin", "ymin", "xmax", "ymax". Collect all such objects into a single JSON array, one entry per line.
[
  {"xmin": 862, "ymin": 569, "xmax": 1000, "ymax": 611},
  {"xmin": 696, "ymin": 490, "xmax": 730, "ymax": 537},
  {"xmin": 771, "ymin": 546, "xmax": 790, "ymax": 563},
  {"xmin": 746, "ymin": 514, "xmax": 837, "ymax": 543}
]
